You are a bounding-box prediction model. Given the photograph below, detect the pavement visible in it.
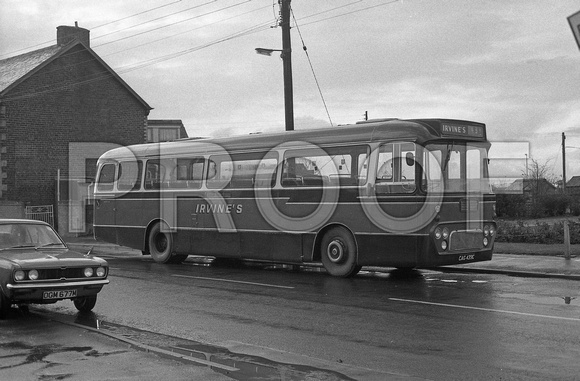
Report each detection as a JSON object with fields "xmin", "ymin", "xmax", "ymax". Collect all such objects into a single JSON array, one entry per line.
[{"xmin": 2, "ymin": 236, "xmax": 579, "ymax": 381}]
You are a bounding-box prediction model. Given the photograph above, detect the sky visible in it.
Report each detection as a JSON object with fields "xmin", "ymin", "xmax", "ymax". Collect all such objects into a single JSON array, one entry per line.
[{"xmin": 2, "ymin": 0, "xmax": 580, "ymax": 181}]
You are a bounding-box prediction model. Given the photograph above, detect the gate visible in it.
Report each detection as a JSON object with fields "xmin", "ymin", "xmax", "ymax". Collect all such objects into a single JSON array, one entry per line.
[{"xmin": 25, "ymin": 205, "xmax": 54, "ymax": 226}]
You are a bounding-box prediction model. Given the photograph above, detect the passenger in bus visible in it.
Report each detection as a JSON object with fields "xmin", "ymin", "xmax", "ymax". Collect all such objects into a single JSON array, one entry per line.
[{"xmin": 207, "ymin": 161, "xmax": 217, "ymax": 179}]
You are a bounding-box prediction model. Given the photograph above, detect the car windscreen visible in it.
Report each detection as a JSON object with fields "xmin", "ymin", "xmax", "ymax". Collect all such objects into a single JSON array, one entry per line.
[{"xmin": 0, "ymin": 223, "xmax": 66, "ymax": 250}]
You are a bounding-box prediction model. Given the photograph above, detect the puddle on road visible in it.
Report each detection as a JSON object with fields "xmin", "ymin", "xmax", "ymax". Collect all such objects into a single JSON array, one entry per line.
[
  {"xmin": 563, "ymin": 296, "xmax": 576, "ymax": 305},
  {"xmin": 64, "ymin": 312, "xmax": 355, "ymax": 381},
  {"xmin": 0, "ymin": 340, "xmax": 113, "ymax": 371}
]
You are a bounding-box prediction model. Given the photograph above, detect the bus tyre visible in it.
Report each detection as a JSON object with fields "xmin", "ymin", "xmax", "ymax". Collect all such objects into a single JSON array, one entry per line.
[
  {"xmin": 74, "ymin": 295, "xmax": 97, "ymax": 313},
  {"xmin": 320, "ymin": 227, "xmax": 361, "ymax": 277},
  {"xmin": 148, "ymin": 222, "xmax": 186, "ymax": 264}
]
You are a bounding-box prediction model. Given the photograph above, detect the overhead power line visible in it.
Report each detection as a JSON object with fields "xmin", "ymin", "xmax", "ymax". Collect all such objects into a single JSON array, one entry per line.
[
  {"xmin": 0, "ymin": 0, "xmax": 192, "ymax": 58},
  {"xmin": 2, "ymin": 19, "xmax": 273, "ymax": 102},
  {"xmin": 95, "ymin": 0, "xmax": 250, "ymax": 48},
  {"xmin": 2, "ymin": 1, "xmax": 403, "ymax": 103},
  {"xmin": 102, "ymin": 4, "xmax": 270, "ymax": 57},
  {"xmin": 93, "ymin": 0, "xmax": 219, "ymax": 42},
  {"xmin": 291, "ymin": 8, "xmax": 333, "ymax": 127},
  {"xmin": 90, "ymin": 0, "xmax": 186, "ymax": 30},
  {"xmin": 2, "ymin": 2, "xmax": 267, "ymax": 93},
  {"xmin": 300, "ymin": 0, "xmax": 400, "ymax": 27}
]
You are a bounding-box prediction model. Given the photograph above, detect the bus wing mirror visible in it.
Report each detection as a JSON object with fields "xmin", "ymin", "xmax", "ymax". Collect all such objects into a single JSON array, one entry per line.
[{"xmin": 406, "ymin": 152, "xmax": 415, "ymax": 166}]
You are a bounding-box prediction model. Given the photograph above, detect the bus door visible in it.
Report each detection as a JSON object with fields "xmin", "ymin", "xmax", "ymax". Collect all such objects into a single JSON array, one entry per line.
[
  {"xmin": 374, "ymin": 142, "xmax": 424, "ymax": 225},
  {"xmin": 94, "ymin": 162, "xmax": 118, "ymax": 243},
  {"xmin": 114, "ymin": 160, "xmax": 143, "ymax": 248}
]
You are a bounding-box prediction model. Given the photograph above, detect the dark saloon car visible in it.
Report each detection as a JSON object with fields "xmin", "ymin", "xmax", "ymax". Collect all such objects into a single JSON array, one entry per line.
[{"xmin": 0, "ymin": 219, "xmax": 109, "ymax": 318}]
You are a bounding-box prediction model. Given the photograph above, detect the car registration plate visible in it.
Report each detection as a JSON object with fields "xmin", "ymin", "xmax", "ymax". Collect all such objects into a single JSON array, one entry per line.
[{"xmin": 43, "ymin": 290, "xmax": 77, "ymax": 299}]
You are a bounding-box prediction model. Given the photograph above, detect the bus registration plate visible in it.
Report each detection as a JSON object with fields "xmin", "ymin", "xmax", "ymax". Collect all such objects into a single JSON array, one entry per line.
[{"xmin": 43, "ymin": 290, "xmax": 77, "ymax": 299}]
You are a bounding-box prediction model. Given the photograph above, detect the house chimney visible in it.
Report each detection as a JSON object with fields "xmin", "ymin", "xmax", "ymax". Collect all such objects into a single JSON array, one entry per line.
[{"xmin": 57, "ymin": 23, "xmax": 90, "ymax": 47}]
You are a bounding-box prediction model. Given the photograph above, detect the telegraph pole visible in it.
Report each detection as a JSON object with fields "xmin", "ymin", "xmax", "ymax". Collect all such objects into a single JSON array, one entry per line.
[
  {"xmin": 280, "ymin": 0, "xmax": 294, "ymax": 131},
  {"xmin": 562, "ymin": 132, "xmax": 567, "ymax": 193}
]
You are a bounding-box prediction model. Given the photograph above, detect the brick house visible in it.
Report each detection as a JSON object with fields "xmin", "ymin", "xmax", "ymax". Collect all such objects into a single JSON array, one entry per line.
[
  {"xmin": 0, "ymin": 24, "xmax": 152, "ymax": 232},
  {"xmin": 566, "ymin": 176, "xmax": 580, "ymax": 195},
  {"xmin": 147, "ymin": 119, "xmax": 188, "ymax": 142}
]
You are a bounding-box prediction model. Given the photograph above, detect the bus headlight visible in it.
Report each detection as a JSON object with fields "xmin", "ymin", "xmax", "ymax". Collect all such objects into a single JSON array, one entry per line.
[
  {"xmin": 441, "ymin": 241, "xmax": 448, "ymax": 251},
  {"xmin": 442, "ymin": 228, "xmax": 450, "ymax": 240},
  {"xmin": 84, "ymin": 267, "xmax": 94, "ymax": 277},
  {"xmin": 483, "ymin": 237, "xmax": 489, "ymax": 247},
  {"xmin": 489, "ymin": 225, "xmax": 496, "ymax": 237},
  {"xmin": 435, "ymin": 228, "xmax": 442, "ymax": 240},
  {"xmin": 483, "ymin": 225, "xmax": 490, "ymax": 236},
  {"xmin": 28, "ymin": 269, "xmax": 39, "ymax": 280}
]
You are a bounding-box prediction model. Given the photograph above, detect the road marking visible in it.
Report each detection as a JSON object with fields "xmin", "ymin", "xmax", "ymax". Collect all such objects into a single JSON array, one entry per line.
[
  {"xmin": 172, "ymin": 274, "xmax": 295, "ymax": 289},
  {"xmin": 389, "ymin": 297, "xmax": 580, "ymax": 322}
]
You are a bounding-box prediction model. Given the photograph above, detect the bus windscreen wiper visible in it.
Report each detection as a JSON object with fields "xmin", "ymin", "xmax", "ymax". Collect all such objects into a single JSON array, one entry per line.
[{"xmin": 443, "ymin": 141, "xmax": 454, "ymax": 172}]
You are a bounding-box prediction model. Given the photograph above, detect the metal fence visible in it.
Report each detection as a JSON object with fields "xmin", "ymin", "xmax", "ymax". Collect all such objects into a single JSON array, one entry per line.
[{"xmin": 25, "ymin": 205, "xmax": 54, "ymax": 226}]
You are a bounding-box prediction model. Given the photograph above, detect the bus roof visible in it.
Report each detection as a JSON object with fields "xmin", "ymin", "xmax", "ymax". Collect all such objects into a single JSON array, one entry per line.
[{"xmin": 98, "ymin": 118, "xmax": 487, "ymax": 162}]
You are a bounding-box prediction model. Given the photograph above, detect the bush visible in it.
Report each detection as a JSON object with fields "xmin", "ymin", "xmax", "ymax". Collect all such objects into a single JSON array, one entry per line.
[
  {"xmin": 496, "ymin": 193, "xmax": 574, "ymax": 219},
  {"xmin": 539, "ymin": 194, "xmax": 570, "ymax": 217},
  {"xmin": 496, "ymin": 219, "xmax": 580, "ymax": 244},
  {"xmin": 495, "ymin": 194, "xmax": 527, "ymax": 218}
]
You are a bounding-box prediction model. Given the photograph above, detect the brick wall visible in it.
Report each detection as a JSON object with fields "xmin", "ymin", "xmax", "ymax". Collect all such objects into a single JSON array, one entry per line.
[{"xmin": 1, "ymin": 45, "xmax": 148, "ymax": 206}]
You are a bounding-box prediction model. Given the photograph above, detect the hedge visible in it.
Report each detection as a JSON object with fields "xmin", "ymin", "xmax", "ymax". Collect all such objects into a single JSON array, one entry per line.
[{"xmin": 496, "ymin": 219, "xmax": 580, "ymax": 244}]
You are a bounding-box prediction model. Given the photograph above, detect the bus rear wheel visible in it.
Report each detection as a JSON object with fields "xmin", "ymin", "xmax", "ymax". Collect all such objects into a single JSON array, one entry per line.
[
  {"xmin": 148, "ymin": 222, "xmax": 187, "ymax": 264},
  {"xmin": 320, "ymin": 227, "xmax": 361, "ymax": 277}
]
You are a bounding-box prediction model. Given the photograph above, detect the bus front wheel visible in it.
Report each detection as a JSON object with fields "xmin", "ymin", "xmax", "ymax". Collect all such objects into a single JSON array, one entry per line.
[
  {"xmin": 148, "ymin": 222, "xmax": 187, "ymax": 264},
  {"xmin": 320, "ymin": 227, "xmax": 361, "ymax": 277}
]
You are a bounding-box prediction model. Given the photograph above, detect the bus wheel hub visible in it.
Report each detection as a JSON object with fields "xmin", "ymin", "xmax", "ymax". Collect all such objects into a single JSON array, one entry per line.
[{"xmin": 327, "ymin": 240, "xmax": 345, "ymax": 263}]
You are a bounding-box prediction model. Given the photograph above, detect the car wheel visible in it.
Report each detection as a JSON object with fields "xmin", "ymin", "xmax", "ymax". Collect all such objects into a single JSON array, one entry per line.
[
  {"xmin": 74, "ymin": 295, "xmax": 97, "ymax": 313},
  {"xmin": 320, "ymin": 226, "xmax": 361, "ymax": 277},
  {"xmin": 0, "ymin": 292, "xmax": 12, "ymax": 319}
]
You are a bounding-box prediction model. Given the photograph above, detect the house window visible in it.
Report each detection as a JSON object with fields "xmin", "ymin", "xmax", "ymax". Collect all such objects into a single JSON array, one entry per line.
[{"xmin": 147, "ymin": 127, "xmax": 180, "ymax": 142}]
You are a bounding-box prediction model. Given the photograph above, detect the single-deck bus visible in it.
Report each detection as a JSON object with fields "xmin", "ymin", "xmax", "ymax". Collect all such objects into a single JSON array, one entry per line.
[{"xmin": 93, "ymin": 118, "xmax": 496, "ymax": 277}]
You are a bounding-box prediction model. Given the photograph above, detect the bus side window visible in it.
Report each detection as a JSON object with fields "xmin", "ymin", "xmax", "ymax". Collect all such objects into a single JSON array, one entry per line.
[
  {"xmin": 189, "ymin": 160, "xmax": 204, "ymax": 188},
  {"xmin": 206, "ymin": 160, "xmax": 216, "ymax": 180},
  {"xmin": 144, "ymin": 161, "xmax": 165, "ymax": 190},
  {"xmin": 376, "ymin": 143, "xmax": 416, "ymax": 194},
  {"xmin": 358, "ymin": 153, "xmax": 369, "ymax": 185},
  {"xmin": 96, "ymin": 163, "xmax": 116, "ymax": 192},
  {"xmin": 282, "ymin": 146, "xmax": 366, "ymax": 187},
  {"xmin": 207, "ymin": 153, "xmax": 277, "ymax": 189},
  {"xmin": 377, "ymin": 145, "xmax": 394, "ymax": 180},
  {"xmin": 117, "ymin": 160, "xmax": 143, "ymax": 191},
  {"xmin": 207, "ymin": 156, "xmax": 232, "ymax": 189},
  {"xmin": 163, "ymin": 158, "xmax": 204, "ymax": 189}
]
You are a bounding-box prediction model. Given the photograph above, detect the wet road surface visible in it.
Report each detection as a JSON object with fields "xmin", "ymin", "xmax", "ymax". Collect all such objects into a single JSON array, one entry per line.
[{"xmin": 6, "ymin": 253, "xmax": 580, "ymax": 380}]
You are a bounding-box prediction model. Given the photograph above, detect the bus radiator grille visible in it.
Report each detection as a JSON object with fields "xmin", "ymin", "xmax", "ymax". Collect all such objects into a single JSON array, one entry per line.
[{"xmin": 448, "ymin": 231, "xmax": 483, "ymax": 252}]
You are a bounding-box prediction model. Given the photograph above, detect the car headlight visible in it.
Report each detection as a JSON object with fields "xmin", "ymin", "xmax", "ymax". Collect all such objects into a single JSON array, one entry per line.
[
  {"xmin": 28, "ymin": 269, "xmax": 39, "ymax": 280},
  {"xmin": 96, "ymin": 267, "xmax": 106, "ymax": 277},
  {"xmin": 84, "ymin": 267, "xmax": 94, "ymax": 277},
  {"xmin": 14, "ymin": 270, "xmax": 26, "ymax": 281}
]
